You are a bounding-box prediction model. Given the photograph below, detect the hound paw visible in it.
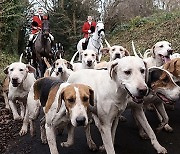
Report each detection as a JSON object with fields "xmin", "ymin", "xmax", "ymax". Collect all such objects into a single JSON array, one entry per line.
[
  {"xmin": 157, "ymin": 146, "xmax": 167, "ymax": 154},
  {"xmin": 19, "ymin": 128, "xmax": 28, "ymax": 136},
  {"xmin": 164, "ymin": 124, "xmax": 173, "ymax": 132},
  {"xmin": 41, "ymin": 137, "xmax": 47, "ymax": 144},
  {"xmin": 5, "ymin": 105, "xmax": 10, "ymax": 110},
  {"xmin": 88, "ymin": 142, "xmax": 98, "ymax": 151},
  {"xmin": 99, "ymin": 145, "xmax": 105, "ymax": 152},
  {"xmin": 14, "ymin": 115, "xmax": 22, "ymax": 121},
  {"xmin": 61, "ymin": 142, "xmax": 73, "ymax": 147},
  {"xmin": 119, "ymin": 115, "xmax": 127, "ymax": 122},
  {"xmin": 139, "ymin": 131, "xmax": 149, "ymax": 140}
]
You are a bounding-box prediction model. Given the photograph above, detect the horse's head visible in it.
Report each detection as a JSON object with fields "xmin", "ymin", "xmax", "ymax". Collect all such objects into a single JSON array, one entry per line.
[
  {"xmin": 42, "ymin": 17, "xmax": 50, "ymax": 38},
  {"xmin": 96, "ymin": 21, "xmax": 105, "ymax": 39}
]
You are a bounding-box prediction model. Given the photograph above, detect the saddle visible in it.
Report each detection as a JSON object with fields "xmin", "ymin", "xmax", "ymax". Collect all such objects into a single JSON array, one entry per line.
[{"xmin": 82, "ymin": 37, "xmax": 90, "ymax": 50}]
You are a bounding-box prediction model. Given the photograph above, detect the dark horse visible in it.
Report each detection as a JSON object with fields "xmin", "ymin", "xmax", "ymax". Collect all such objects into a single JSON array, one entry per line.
[{"xmin": 32, "ymin": 17, "xmax": 53, "ymax": 78}]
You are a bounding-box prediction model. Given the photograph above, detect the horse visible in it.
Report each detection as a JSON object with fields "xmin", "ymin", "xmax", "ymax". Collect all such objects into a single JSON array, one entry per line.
[
  {"xmin": 77, "ymin": 21, "xmax": 105, "ymax": 61},
  {"xmin": 32, "ymin": 17, "xmax": 53, "ymax": 78}
]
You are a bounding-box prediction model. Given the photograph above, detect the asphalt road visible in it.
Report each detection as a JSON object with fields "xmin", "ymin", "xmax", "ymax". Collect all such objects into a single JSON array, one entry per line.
[{"xmin": 4, "ymin": 102, "xmax": 180, "ymax": 154}]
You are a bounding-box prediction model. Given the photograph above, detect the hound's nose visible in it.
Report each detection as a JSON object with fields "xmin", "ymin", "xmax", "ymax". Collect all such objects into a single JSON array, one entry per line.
[
  {"xmin": 58, "ymin": 67, "xmax": 63, "ymax": 72},
  {"xmin": 76, "ymin": 116, "xmax": 86, "ymax": 126},
  {"xmin": 167, "ymin": 49, "xmax": 173, "ymax": 55},
  {"xmin": 12, "ymin": 78, "xmax": 18, "ymax": 83},
  {"xmin": 115, "ymin": 53, "xmax": 121, "ymax": 59},
  {"xmin": 137, "ymin": 87, "xmax": 148, "ymax": 97},
  {"xmin": 87, "ymin": 60, "xmax": 92, "ymax": 66}
]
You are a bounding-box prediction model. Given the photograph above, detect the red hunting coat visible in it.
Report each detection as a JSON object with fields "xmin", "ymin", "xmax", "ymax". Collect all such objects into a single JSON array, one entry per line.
[{"xmin": 82, "ymin": 21, "xmax": 96, "ymax": 38}]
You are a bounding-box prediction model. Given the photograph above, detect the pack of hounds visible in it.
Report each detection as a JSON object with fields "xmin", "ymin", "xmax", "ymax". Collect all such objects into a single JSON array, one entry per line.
[{"xmin": 1, "ymin": 40, "xmax": 180, "ymax": 154}]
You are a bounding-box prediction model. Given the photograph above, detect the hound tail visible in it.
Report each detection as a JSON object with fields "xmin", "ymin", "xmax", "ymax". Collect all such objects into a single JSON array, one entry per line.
[
  {"xmin": 43, "ymin": 57, "xmax": 51, "ymax": 68},
  {"xmin": 143, "ymin": 49, "xmax": 151, "ymax": 59},
  {"xmin": 104, "ymin": 39, "xmax": 111, "ymax": 48},
  {"xmin": 70, "ymin": 50, "xmax": 80, "ymax": 65},
  {"xmin": 132, "ymin": 40, "xmax": 139, "ymax": 57},
  {"xmin": 19, "ymin": 53, "xmax": 23, "ymax": 63}
]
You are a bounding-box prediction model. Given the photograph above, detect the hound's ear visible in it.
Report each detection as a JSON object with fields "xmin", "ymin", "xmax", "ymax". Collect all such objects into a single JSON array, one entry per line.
[
  {"xmin": 144, "ymin": 61, "xmax": 148, "ymax": 83},
  {"xmin": 163, "ymin": 59, "xmax": 177, "ymax": 74},
  {"xmin": 151, "ymin": 46, "xmax": 155, "ymax": 58},
  {"xmin": 45, "ymin": 83, "xmax": 61, "ymax": 113},
  {"xmin": 89, "ymin": 87, "xmax": 94, "ymax": 106},
  {"xmin": 67, "ymin": 61, "xmax": 73, "ymax": 70},
  {"xmin": 100, "ymin": 48, "xmax": 110, "ymax": 56},
  {"xmin": 4, "ymin": 66, "xmax": 9, "ymax": 74},
  {"xmin": 108, "ymin": 60, "xmax": 119, "ymax": 79},
  {"xmin": 57, "ymin": 88, "xmax": 65, "ymax": 113},
  {"xmin": 125, "ymin": 49, "xmax": 130, "ymax": 56},
  {"xmin": 147, "ymin": 67, "xmax": 162, "ymax": 88},
  {"xmin": 26, "ymin": 64, "xmax": 36, "ymax": 73}
]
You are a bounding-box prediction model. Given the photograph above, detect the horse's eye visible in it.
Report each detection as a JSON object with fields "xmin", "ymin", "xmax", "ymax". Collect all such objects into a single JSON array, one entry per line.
[
  {"xmin": 124, "ymin": 70, "xmax": 131, "ymax": 75},
  {"xmin": 159, "ymin": 45, "xmax": 163, "ymax": 48},
  {"xmin": 19, "ymin": 69, "xmax": 23, "ymax": 71}
]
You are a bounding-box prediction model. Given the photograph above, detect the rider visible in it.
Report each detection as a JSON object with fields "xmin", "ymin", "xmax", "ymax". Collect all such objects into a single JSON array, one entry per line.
[
  {"xmin": 27, "ymin": 7, "xmax": 54, "ymax": 51},
  {"xmin": 82, "ymin": 16, "xmax": 96, "ymax": 50}
]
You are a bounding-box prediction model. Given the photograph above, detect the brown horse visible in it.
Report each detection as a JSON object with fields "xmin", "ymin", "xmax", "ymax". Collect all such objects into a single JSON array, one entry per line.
[{"xmin": 32, "ymin": 17, "xmax": 53, "ymax": 78}]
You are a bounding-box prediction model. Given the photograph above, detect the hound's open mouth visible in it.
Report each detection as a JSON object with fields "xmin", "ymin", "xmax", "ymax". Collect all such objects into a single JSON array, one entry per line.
[
  {"xmin": 156, "ymin": 92, "xmax": 174, "ymax": 104},
  {"xmin": 12, "ymin": 82, "xmax": 20, "ymax": 87},
  {"xmin": 159, "ymin": 54, "xmax": 170, "ymax": 63},
  {"xmin": 125, "ymin": 87, "xmax": 144, "ymax": 104}
]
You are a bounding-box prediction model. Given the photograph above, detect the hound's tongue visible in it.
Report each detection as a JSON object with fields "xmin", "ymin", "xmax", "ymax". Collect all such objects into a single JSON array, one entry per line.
[
  {"xmin": 157, "ymin": 93, "xmax": 170, "ymax": 104},
  {"xmin": 163, "ymin": 56, "xmax": 171, "ymax": 63}
]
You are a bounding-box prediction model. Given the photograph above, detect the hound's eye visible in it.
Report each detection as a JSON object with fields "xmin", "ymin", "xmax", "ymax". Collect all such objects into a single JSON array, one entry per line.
[
  {"xmin": 19, "ymin": 69, "xmax": 23, "ymax": 71},
  {"xmin": 162, "ymin": 76, "xmax": 169, "ymax": 83},
  {"xmin": 169, "ymin": 44, "xmax": 171, "ymax": 47},
  {"xmin": 10, "ymin": 68, "xmax": 13, "ymax": 71},
  {"xmin": 112, "ymin": 48, "xmax": 115, "ymax": 51},
  {"xmin": 67, "ymin": 98, "xmax": 75, "ymax": 104},
  {"xmin": 120, "ymin": 48, "xmax": 123, "ymax": 51},
  {"xmin": 56, "ymin": 62, "xmax": 59, "ymax": 65},
  {"xmin": 82, "ymin": 96, "xmax": 89, "ymax": 102},
  {"xmin": 84, "ymin": 54, "xmax": 87, "ymax": 56},
  {"xmin": 140, "ymin": 69, "xmax": 145, "ymax": 74},
  {"xmin": 159, "ymin": 45, "xmax": 164, "ymax": 48},
  {"xmin": 124, "ymin": 70, "xmax": 131, "ymax": 75},
  {"xmin": 92, "ymin": 54, "xmax": 95, "ymax": 57}
]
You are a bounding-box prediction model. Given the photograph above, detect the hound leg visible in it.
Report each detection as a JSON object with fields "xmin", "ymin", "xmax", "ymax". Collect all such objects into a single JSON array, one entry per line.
[
  {"xmin": 85, "ymin": 123, "xmax": 97, "ymax": 151},
  {"xmin": 112, "ymin": 116, "xmax": 119, "ymax": 144},
  {"xmin": 132, "ymin": 109, "xmax": 149, "ymax": 139},
  {"xmin": 3, "ymin": 92, "xmax": 10, "ymax": 109},
  {"xmin": 45, "ymin": 123, "xmax": 59, "ymax": 154},
  {"xmin": 40, "ymin": 116, "xmax": 47, "ymax": 144},
  {"xmin": 132, "ymin": 107, "xmax": 167, "ymax": 154},
  {"xmin": 93, "ymin": 115, "xmax": 115, "ymax": 154},
  {"xmin": 154, "ymin": 102, "xmax": 173, "ymax": 132},
  {"xmin": 20, "ymin": 102, "xmax": 25, "ymax": 119},
  {"xmin": 9, "ymin": 100, "xmax": 21, "ymax": 120},
  {"xmin": 61, "ymin": 123, "xmax": 75, "ymax": 147},
  {"xmin": 19, "ymin": 104, "xmax": 29, "ymax": 136}
]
